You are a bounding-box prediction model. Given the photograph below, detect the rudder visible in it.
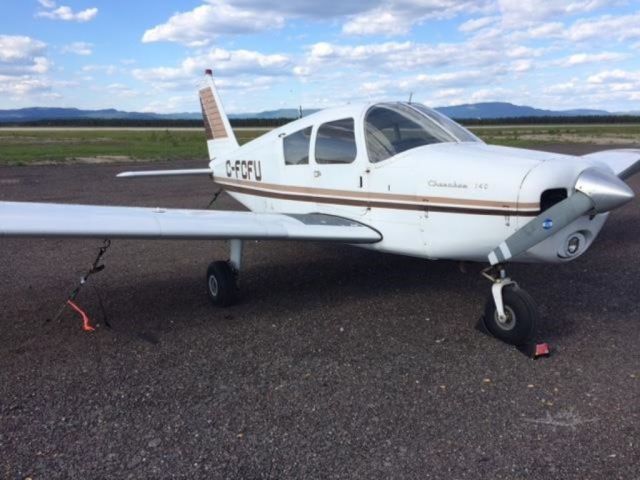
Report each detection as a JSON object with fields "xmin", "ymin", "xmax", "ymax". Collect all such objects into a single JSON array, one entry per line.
[{"xmin": 199, "ymin": 69, "xmax": 239, "ymax": 160}]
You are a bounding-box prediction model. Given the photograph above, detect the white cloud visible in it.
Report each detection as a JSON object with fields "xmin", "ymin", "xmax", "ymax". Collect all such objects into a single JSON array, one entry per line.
[
  {"xmin": 0, "ymin": 75, "xmax": 52, "ymax": 97},
  {"xmin": 303, "ymin": 40, "xmax": 517, "ymax": 73},
  {"xmin": 0, "ymin": 57, "xmax": 52, "ymax": 75},
  {"xmin": 133, "ymin": 47, "xmax": 291, "ymax": 86},
  {"xmin": 343, "ymin": 0, "xmax": 494, "ymax": 36},
  {"xmin": 544, "ymin": 79, "xmax": 579, "ymax": 94},
  {"xmin": 37, "ymin": 3, "xmax": 98, "ymax": 22},
  {"xmin": 102, "ymin": 83, "xmax": 137, "ymax": 98},
  {"xmin": 459, "ymin": 16, "xmax": 499, "ymax": 33},
  {"xmin": 510, "ymin": 59, "xmax": 533, "ymax": 73},
  {"xmin": 524, "ymin": 22, "xmax": 565, "ymax": 39},
  {"xmin": 535, "ymin": 68, "xmax": 640, "ymax": 110},
  {"xmin": 343, "ymin": 9, "xmax": 410, "ymax": 36},
  {"xmin": 358, "ymin": 69, "xmax": 501, "ymax": 97},
  {"xmin": 228, "ymin": 0, "xmax": 374, "ymax": 18},
  {"xmin": 82, "ymin": 64, "xmax": 118, "ymax": 75},
  {"xmin": 142, "ymin": 95, "xmax": 194, "ymax": 114},
  {"xmin": 588, "ymin": 69, "xmax": 640, "ymax": 84},
  {"xmin": 567, "ymin": 13, "xmax": 640, "ymax": 42},
  {"xmin": 0, "ymin": 35, "xmax": 52, "ymax": 76},
  {"xmin": 142, "ymin": 0, "xmax": 493, "ymax": 43},
  {"xmin": 293, "ymin": 66, "xmax": 312, "ymax": 77},
  {"xmin": 559, "ymin": 52, "xmax": 627, "ymax": 66},
  {"xmin": 499, "ymin": 0, "xmax": 616, "ymax": 26},
  {"xmin": 142, "ymin": 1, "xmax": 285, "ymax": 46},
  {"xmin": 62, "ymin": 42, "xmax": 93, "ymax": 56},
  {"xmin": 0, "ymin": 35, "xmax": 46, "ymax": 63},
  {"xmin": 406, "ymin": 70, "xmax": 495, "ymax": 88}
]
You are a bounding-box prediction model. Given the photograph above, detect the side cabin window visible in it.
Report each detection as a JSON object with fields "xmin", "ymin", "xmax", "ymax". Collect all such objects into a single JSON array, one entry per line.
[
  {"xmin": 365, "ymin": 104, "xmax": 455, "ymax": 164},
  {"xmin": 283, "ymin": 126, "xmax": 312, "ymax": 165},
  {"xmin": 315, "ymin": 118, "xmax": 357, "ymax": 164}
]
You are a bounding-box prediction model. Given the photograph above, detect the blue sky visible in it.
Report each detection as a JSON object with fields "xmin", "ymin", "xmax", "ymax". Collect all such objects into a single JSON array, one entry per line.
[{"xmin": 1, "ymin": 0, "xmax": 640, "ymax": 113}]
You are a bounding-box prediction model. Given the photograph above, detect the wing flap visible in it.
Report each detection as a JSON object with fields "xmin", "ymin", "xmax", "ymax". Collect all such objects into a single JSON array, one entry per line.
[
  {"xmin": 582, "ymin": 149, "xmax": 640, "ymax": 180},
  {"xmin": 0, "ymin": 202, "xmax": 381, "ymax": 243}
]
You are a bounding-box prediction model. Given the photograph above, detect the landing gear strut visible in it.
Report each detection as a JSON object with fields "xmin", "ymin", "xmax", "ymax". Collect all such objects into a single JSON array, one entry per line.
[
  {"xmin": 206, "ymin": 239, "xmax": 243, "ymax": 307},
  {"xmin": 480, "ymin": 265, "xmax": 539, "ymax": 346}
]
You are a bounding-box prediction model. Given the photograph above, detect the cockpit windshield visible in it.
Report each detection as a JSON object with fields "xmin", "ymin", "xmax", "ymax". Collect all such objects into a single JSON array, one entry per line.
[{"xmin": 365, "ymin": 102, "xmax": 482, "ymax": 163}]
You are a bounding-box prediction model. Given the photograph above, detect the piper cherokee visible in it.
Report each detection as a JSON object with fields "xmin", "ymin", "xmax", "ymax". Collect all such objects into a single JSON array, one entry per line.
[{"xmin": 1, "ymin": 69, "xmax": 638, "ymax": 347}]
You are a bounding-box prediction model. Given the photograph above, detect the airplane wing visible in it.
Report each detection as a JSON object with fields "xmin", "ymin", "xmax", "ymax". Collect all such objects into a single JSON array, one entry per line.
[
  {"xmin": 581, "ymin": 149, "xmax": 640, "ymax": 180},
  {"xmin": 0, "ymin": 202, "xmax": 382, "ymax": 243}
]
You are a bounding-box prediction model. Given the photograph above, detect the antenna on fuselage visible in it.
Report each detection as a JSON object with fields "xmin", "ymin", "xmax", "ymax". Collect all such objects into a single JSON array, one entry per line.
[
  {"xmin": 408, "ymin": 92, "xmax": 414, "ymax": 104},
  {"xmin": 298, "ymin": 105, "xmax": 303, "ymax": 119}
]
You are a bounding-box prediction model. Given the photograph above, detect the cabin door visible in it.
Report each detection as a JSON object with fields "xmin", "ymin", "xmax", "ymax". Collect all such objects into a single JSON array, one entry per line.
[{"xmin": 310, "ymin": 117, "xmax": 367, "ymax": 216}]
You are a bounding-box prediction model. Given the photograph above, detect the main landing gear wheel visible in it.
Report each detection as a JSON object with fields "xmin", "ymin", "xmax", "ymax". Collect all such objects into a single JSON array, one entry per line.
[
  {"xmin": 206, "ymin": 261, "xmax": 238, "ymax": 307},
  {"xmin": 483, "ymin": 284, "xmax": 538, "ymax": 346}
]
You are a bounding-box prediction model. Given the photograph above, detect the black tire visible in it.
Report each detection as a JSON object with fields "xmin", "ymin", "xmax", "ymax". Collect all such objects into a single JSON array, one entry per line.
[
  {"xmin": 206, "ymin": 261, "xmax": 238, "ymax": 307},
  {"xmin": 483, "ymin": 285, "xmax": 538, "ymax": 346}
]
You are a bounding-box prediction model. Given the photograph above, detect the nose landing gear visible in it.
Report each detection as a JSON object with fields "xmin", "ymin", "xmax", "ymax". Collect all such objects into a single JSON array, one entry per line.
[{"xmin": 480, "ymin": 265, "xmax": 539, "ymax": 346}]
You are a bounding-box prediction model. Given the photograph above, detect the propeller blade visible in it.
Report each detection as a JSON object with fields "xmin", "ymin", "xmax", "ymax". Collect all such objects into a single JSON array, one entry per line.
[{"xmin": 489, "ymin": 168, "xmax": 634, "ymax": 265}]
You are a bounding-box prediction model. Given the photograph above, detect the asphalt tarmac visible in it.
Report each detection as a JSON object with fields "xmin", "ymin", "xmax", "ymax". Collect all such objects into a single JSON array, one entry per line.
[{"xmin": 1, "ymin": 145, "xmax": 639, "ymax": 479}]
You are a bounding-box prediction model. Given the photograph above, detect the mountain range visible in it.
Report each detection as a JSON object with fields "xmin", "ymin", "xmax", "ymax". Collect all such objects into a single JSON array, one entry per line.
[{"xmin": 0, "ymin": 102, "xmax": 625, "ymax": 123}]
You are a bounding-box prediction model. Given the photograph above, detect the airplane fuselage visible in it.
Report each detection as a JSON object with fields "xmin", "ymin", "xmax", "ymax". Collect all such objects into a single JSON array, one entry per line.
[{"xmin": 211, "ymin": 103, "xmax": 611, "ymax": 264}]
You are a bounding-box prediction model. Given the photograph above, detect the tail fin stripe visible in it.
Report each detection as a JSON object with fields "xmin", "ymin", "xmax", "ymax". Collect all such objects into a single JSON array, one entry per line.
[
  {"xmin": 199, "ymin": 88, "xmax": 229, "ymax": 140},
  {"xmin": 199, "ymin": 71, "xmax": 239, "ymax": 160}
]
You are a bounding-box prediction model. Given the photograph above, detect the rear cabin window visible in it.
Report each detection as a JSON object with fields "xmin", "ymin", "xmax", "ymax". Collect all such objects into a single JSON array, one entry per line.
[
  {"xmin": 315, "ymin": 118, "xmax": 357, "ymax": 164},
  {"xmin": 283, "ymin": 127, "xmax": 312, "ymax": 165}
]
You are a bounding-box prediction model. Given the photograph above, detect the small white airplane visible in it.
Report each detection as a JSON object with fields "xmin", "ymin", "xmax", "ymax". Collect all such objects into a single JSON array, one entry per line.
[{"xmin": 1, "ymin": 69, "xmax": 639, "ymax": 347}]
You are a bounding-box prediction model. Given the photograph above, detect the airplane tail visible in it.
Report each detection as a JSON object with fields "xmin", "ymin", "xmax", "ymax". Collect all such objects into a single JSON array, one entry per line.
[{"xmin": 199, "ymin": 69, "xmax": 239, "ymax": 160}]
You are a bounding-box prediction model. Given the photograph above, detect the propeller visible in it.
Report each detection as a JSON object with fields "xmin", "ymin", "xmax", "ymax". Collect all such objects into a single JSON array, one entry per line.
[{"xmin": 489, "ymin": 168, "xmax": 635, "ymax": 265}]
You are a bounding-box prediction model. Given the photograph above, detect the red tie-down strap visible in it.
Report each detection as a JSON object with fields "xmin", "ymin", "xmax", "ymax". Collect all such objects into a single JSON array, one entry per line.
[{"xmin": 66, "ymin": 300, "xmax": 96, "ymax": 332}]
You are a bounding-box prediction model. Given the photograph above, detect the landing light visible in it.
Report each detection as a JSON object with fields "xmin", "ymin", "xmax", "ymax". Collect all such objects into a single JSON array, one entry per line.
[
  {"xmin": 567, "ymin": 236, "xmax": 580, "ymax": 255},
  {"xmin": 560, "ymin": 233, "xmax": 586, "ymax": 258}
]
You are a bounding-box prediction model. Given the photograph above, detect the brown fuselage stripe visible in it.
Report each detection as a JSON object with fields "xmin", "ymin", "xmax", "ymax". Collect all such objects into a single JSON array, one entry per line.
[
  {"xmin": 216, "ymin": 178, "xmax": 539, "ymax": 210},
  {"xmin": 218, "ymin": 180, "xmax": 540, "ymax": 217}
]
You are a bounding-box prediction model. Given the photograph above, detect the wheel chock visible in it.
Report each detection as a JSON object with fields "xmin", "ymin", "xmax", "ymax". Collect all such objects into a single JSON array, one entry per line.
[
  {"xmin": 517, "ymin": 342, "xmax": 551, "ymax": 359},
  {"xmin": 476, "ymin": 316, "xmax": 551, "ymax": 359}
]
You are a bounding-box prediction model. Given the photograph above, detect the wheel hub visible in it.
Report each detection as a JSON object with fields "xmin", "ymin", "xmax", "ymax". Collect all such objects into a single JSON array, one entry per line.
[
  {"xmin": 208, "ymin": 275, "xmax": 219, "ymax": 297},
  {"xmin": 494, "ymin": 305, "xmax": 516, "ymax": 331}
]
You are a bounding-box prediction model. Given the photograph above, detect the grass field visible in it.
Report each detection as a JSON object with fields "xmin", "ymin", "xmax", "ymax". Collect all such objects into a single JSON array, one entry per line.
[
  {"xmin": 0, "ymin": 129, "xmax": 264, "ymax": 166},
  {"xmin": 473, "ymin": 124, "xmax": 640, "ymax": 148},
  {"xmin": 0, "ymin": 124, "xmax": 639, "ymax": 165}
]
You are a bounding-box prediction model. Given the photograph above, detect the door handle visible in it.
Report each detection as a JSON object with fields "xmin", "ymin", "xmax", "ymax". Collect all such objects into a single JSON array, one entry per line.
[{"xmin": 313, "ymin": 170, "xmax": 321, "ymax": 178}]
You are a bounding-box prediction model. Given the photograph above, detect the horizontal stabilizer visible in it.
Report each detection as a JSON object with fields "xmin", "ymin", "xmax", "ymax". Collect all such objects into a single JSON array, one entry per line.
[
  {"xmin": 117, "ymin": 169, "xmax": 212, "ymax": 179},
  {"xmin": 0, "ymin": 202, "xmax": 382, "ymax": 244}
]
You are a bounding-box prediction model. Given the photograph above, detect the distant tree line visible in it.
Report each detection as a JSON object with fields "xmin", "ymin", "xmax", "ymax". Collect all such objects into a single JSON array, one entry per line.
[
  {"xmin": 2, "ymin": 115, "xmax": 640, "ymax": 128},
  {"xmin": 458, "ymin": 115, "xmax": 640, "ymax": 126}
]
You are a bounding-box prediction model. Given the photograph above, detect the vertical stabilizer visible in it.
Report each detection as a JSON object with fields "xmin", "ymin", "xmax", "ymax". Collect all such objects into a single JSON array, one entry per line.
[{"xmin": 199, "ymin": 69, "xmax": 239, "ymax": 159}]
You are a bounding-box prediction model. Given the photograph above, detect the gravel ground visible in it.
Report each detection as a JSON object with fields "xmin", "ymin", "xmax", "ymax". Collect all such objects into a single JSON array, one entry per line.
[{"xmin": 0, "ymin": 145, "xmax": 639, "ymax": 479}]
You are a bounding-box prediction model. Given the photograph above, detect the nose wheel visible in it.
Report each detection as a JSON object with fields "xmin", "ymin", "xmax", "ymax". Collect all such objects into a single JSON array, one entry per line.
[
  {"xmin": 481, "ymin": 266, "xmax": 539, "ymax": 346},
  {"xmin": 483, "ymin": 283, "xmax": 538, "ymax": 345}
]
